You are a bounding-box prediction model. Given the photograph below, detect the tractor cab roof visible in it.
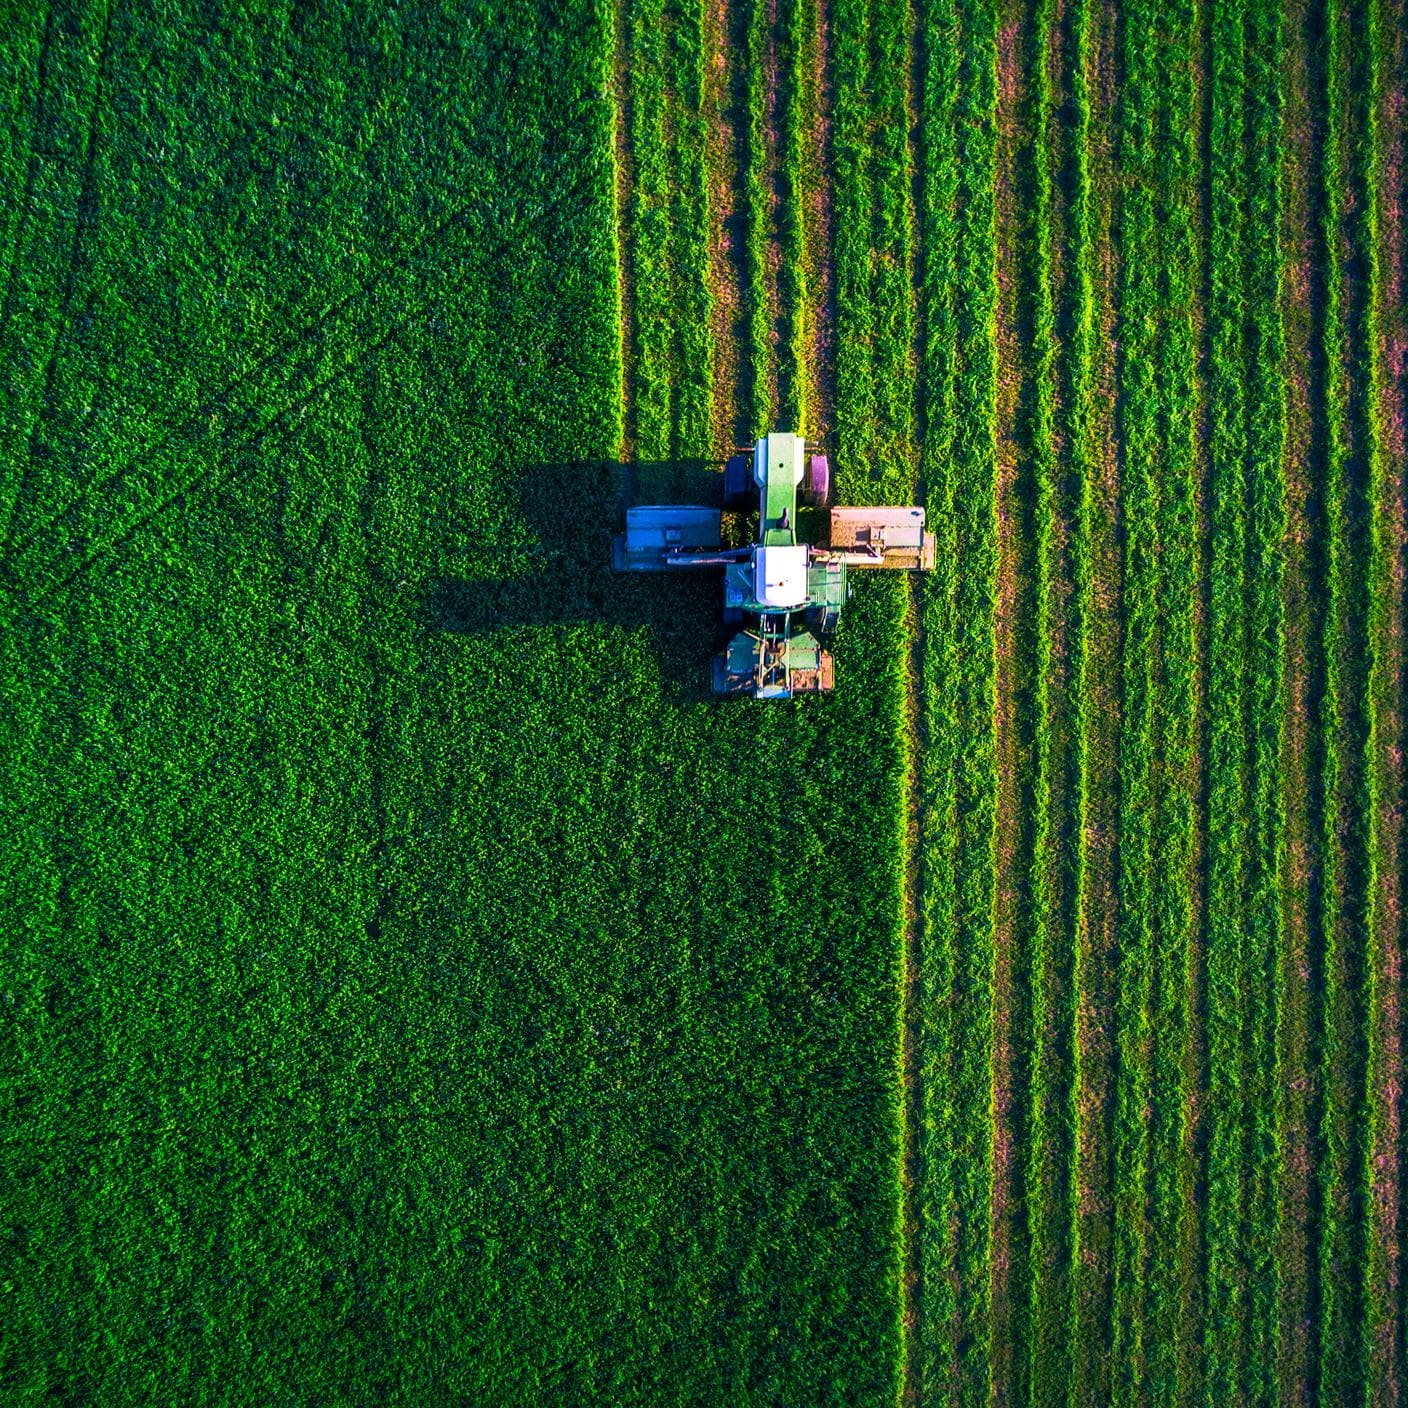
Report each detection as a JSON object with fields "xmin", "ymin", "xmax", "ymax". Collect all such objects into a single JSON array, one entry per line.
[{"xmin": 753, "ymin": 545, "xmax": 809, "ymax": 608}]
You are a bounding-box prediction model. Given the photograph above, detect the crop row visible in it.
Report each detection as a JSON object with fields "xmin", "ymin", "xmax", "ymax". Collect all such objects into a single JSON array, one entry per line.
[
  {"xmin": 777, "ymin": 0, "xmax": 810, "ymax": 430},
  {"xmin": 627, "ymin": 0, "xmax": 673, "ymax": 457},
  {"xmin": 1241, "ymin": 0, "xmax": 1288, "ymax": 1397},
  {"xmin": 1109, "ymin": 0, "xmax": 1160, "ymax": 1391},
  {"xmin": 1314, "ymin": 0, "xmax": 1352, "ymax": 1392},
  {"xmin": 916, "ymin": 0, "xmax": 999, "ymax": 1402},
  {"xmin": 1060, "ymin": 0, "xmax": 1095, "ymax": 1397},
  {"xmin": 1203, "ymin": 0, "xmax": 1251, "ymax": 1396},
  {"xmin": 743, "ymin": 0, "xmax": 772, "ymax": 437},
  {"xmin": 1350, "ymin": 0, "xmax": 1392, "ymax": 1392},
  {"xmin": 1018, "ymin": 0, "xmax": 1058, "ymax": 1400},
  {"xmin": 670, "ymin": 0, "xmax": 714, "ymax": 453},
  {"xmin": 1149, "ymin": 0, "xmax": 1200, "ymax": 1392}
]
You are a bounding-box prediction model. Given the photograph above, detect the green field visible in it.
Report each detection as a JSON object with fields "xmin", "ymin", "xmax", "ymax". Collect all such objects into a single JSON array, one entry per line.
[{"xmin": 3, "ymin": 0, "xmax": 1407, "ymax": 1403}]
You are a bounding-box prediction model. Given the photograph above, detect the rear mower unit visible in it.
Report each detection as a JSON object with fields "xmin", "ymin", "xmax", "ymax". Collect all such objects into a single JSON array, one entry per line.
[{"xmin": 612, "ymin": 430, "xmax": 934, "ymax": 699}]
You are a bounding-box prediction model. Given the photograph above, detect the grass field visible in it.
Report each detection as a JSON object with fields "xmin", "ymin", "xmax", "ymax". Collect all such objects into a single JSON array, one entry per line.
[{"xmin": 2, "ymin": 0, "xmax": 1406, "ymax": 1403}]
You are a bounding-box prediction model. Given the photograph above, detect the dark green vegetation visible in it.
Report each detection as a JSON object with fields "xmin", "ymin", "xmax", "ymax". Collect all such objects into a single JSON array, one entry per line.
[
  {"xmin": 1, "ymin": 2, "xmax": 906, "ymax": 1402},
  {"xmin": 5, "ymin": 0, "xmax": 1408, "ymax": 1402}
]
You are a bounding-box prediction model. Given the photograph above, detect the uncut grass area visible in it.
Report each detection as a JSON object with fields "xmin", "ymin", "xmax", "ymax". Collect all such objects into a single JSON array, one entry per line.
[
  {"xmin": 8, "ymin": 0, "xmax": 1408, "ymax": 1402},
  {"xmin": 0, "ymin": 4, "xmax": 909, "ymax": 1403}
]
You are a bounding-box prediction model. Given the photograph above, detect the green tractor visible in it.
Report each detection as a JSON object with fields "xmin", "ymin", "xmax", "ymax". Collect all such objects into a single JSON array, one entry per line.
[{"xmin": 612, "ymin": 430, "xmax": 934, "ymax": 699}]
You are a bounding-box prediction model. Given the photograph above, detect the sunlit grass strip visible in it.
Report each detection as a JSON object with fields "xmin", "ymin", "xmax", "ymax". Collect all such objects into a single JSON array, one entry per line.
[
  {"xmin": 1060, "ymin": 0, "xmax": 1094, "ymax": 1400},
  {"xmin": 1353, "ymin": 0, "xmax": 1389, "ymax": 1389},
  {"xmin": 1111, "ymin": 0, "xmax": 1160, "ymax": 1395},
  {"xmin": 868, "ymin": 0, "xmax": 917, "ymax": 501},
  {"xmin": 1203, "ymin": 0, "xmax": 1251, "ymax": 1398},
  {"xmin": 1021, "ymin": 0, "xmax": 1058, "ymax": 1400},
  {"xmin": 776, "ymin": 0, "xmax": 809, "ymax": 431},
  {"xmin": 832, "ymin": 0, "xmax": 875, "ymax": 483},
  {"xmin": 827, "ymin": 0, "xmax": 872, "ymax": 495},
  {"xmin": 627, "ymin": 0, "xmax": 672, "ymax": 458},
  {"xmin": 917, "ymin": 0, "xmax": 961, "ymax": 1392},
  {"xmin": 1242, "ymin": 0, "xmax": 1287, "ymax": 1398},
  {"xmin": 1314, "ymin": 0, "xmax": 1351, "ymax": 1397},
  {"xmin": 916, "ymin": 1, "xmax": 998, "ymax": 1402},
  {"xmin": 950, "ymin": 3, "xmax": 998, "ymax": 1402},
  {"xmin": 743, "ymin": 0, "xmax": 772, "ymax": 438},
  {"xmin": 1146, "ymin": 0, "xmax": 1198, "ymax": 1400},
  {"xmin": 670, "ymin": 0, "xmax": 713, "ymax": 454}
]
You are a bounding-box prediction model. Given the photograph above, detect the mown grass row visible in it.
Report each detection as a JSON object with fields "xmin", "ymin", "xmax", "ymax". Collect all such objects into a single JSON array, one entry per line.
[
  {"xmin": 917, "ymin": 0, "xmax": 999, "ymax": 1402},
  {"xmin": 1241, "ymin": 0, "xmax": 1288, "ymax": 1398},
  {"xmin": 777, "ymin": 0, "xmax": 810, "ymax": 431},
  {"xmin": 1203, "ymin": 0, "xmax": 1251, "ymax": 1397},
  {"xmin": 627, "ymin": 0, "xmax": 673, "ymax": 458},
  {"xmin": 1146, "ymin": 0, "xmax": 1199, "ymax": 1399},
  {"xmin": 743, "ymin": 0, "xmax": 772, "ymax": 437},
  {"xmin": 916, "ymin": 0, "xmax": 962, "ymax": 1393},
  {"xmin": 669, "ymin": 0, "xmax": 714, "ymax": 453},
  {"xmin": 1111, "ymin": 0, "xmax": 1161, "ymax": 1393},
  {"xmin": 1020, "ymin": 0, "xmax": 1058, "ymax": 1400},
  {"xmin": 626, "ymin": 0, "xmax": 715, "ymax": 457},
  {"xmin": 1313, "ymin": 0, "xmax": 1352, "ymax": 1395},
  {"xmin": 868, "ymin": 0, "xmax": 916, "ymax": 501},
  {"xmin": 1060, "ymin": 0, "xmax": 1095, "ymax": 1398},
  {"xmin": 829, "ymin": 0, "xmax": 925, "ymax": 1394},
  {"xmin": 831, "ymin": 0, "xmax": 876, "ymax": 482},
  {"xmin": 1351, "ymin": 0, "xmax": 1390, "ymax": 1390}
]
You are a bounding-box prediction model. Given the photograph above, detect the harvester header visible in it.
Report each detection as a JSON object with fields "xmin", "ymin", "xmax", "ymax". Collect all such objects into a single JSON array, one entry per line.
[{"xmin": 612, "ymin": 430, "xmax": 934, "ymax": 699}]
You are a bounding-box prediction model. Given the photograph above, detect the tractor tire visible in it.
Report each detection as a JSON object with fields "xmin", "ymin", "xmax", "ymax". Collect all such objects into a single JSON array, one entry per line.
[
  {"xmin": 803, "ymin": 453, "xmax": 831, "ymax": 507},
  {"xmin": 723, "ymin": 454, "xmax": 753, "ymax": 510},
  {"xmin": 722, "ymin": 605, "xmax": 745, "ymax": 627}
]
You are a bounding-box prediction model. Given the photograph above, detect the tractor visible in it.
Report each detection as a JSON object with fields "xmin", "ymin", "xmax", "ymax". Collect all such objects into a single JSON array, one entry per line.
[{"xmin": 612, "ymin": 430, "xmax": 934, "ymax": 698}]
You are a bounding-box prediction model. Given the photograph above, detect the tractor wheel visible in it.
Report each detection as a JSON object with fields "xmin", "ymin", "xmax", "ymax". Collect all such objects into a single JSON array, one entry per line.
[
  {"xmin": 804, "ymin": 454, "xmax": 831, "ymax": 507},
  {"xmin": 723, "ymin": 454, "xmax": 753, "ymax": 509},
  {"xmin": 722, "ymin": 606, "xmax": 745, "ymax": 627}
]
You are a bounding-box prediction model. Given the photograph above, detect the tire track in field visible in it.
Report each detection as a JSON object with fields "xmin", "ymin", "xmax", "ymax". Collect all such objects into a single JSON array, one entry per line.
[{"xmin": 898, "ymin": 0, "xmax": 924, "ymax": 1394}]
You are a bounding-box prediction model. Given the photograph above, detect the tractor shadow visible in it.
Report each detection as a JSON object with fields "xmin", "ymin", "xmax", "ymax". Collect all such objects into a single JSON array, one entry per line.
[{"xmin": 424, "ymin": 460, "xmax": 734, "ymax": 700}]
